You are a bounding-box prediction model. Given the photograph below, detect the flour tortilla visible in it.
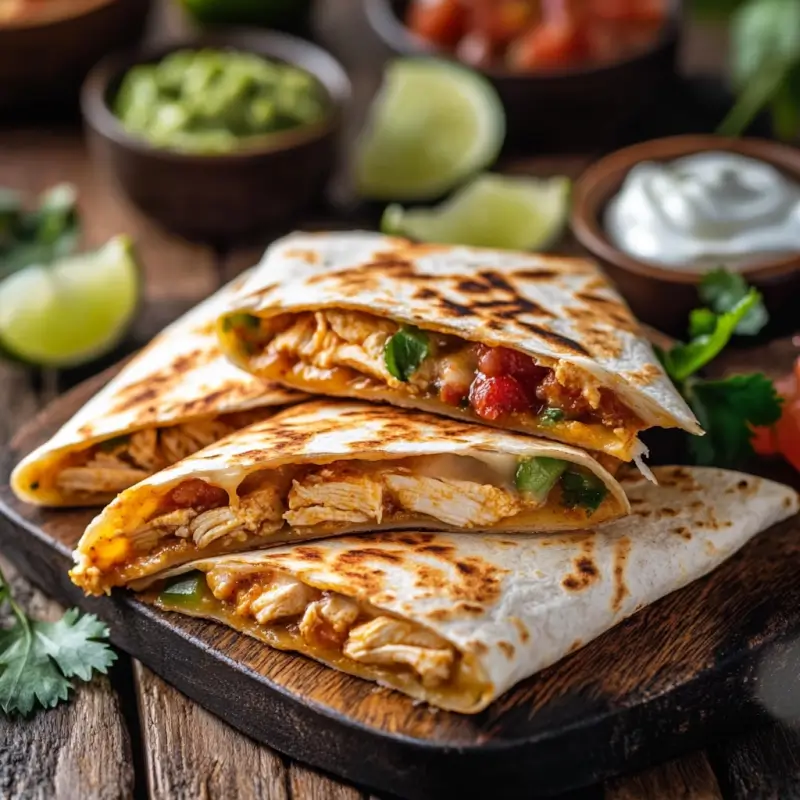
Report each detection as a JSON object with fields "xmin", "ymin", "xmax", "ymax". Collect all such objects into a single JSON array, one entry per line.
[
  {"xmin": 148, "ymin": 466, "xmax": 798, "ymax": 713},
  {"xmin": 70, "ymin": 400, "xmax": 629, "ymax": 595},
  {"xmin": 12, "ymin": 273, "xmax": 305, "ymax": 507},
  {"xmin": 219, "ymin": 232, "xmax": 701, "ymax": 461}
]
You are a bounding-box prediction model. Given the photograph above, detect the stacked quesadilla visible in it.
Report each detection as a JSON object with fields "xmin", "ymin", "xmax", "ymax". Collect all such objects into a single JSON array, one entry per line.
[{"xmin": 11, "ymin": 231, "xmax": 796, "ymax": 714}]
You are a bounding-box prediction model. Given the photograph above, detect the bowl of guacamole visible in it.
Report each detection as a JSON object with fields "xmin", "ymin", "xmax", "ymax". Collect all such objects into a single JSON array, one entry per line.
[
  {"xmin": 81, "ymin": 32, "xmax": 351, "ymax": 241},
  {"xmin": 114, "ymin": 48, "xmax": 330, "ymax": 155}
]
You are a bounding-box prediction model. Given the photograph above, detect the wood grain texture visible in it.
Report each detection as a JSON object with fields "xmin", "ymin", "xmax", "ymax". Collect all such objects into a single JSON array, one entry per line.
[
  {"xmin": 605, "ymin": 752, "xmax": 722, "ymax": 800},
  {"xmin": 0, "ymin": 557, "xmax": 134, "ymax": 800},
  {"xmin": 135, "ymin": 661, "xmax": 367, "ymax": 800},
  {"xmin": 2, "ymin": 349, "xmax": 799, "ymax": 798},
  {"xmin": 709, "ymin": 723, "xmax": 800, "ymax": 800}
]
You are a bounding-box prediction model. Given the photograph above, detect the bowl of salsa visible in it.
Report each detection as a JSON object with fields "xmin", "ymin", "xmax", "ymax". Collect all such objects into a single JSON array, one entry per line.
[
  {"xmin": 365, "ymin": 0, "xmax": 682, "ymax": 150},
  {"xmin": 81, "ymin": 32, "xmax": 351, "ymax": 242}
]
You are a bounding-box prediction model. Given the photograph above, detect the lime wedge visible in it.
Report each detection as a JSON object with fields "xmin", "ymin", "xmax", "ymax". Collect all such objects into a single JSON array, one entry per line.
[
  {"xmin": 355, "ymin": 59, "xmax": 505, "ymax": 201},
  {"xmin": 382, "ymin": 173, "xmax": 571, "ymax": 250},
  {"xmin": 0, "ymin": 236, "xmax": 140, "ymax": 367}
]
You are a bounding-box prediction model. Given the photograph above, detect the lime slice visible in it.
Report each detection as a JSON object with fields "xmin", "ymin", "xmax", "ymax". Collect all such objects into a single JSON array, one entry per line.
[
  {"xmin": 355, "ymin": 59, "xmax": 505, "ymax": 201},
  {"xmin": 0, "ymin": 236, "xmax": 140, "ymax": 367},
  {"xmin": 382, "ymin": 173, "xmax": 571, "ymax": 250}
]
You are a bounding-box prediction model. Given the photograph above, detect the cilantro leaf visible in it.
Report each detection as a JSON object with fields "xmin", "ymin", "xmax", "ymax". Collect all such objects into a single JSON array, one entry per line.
[
  {"xmin": 686, "ymin": 374, "xmax": 783, "ymax": 466},
  {"xmin": 0, "ymin": 564, "xmax": 116, "ymax": 716},
  {"xmin": 384, "ymin": 326, "xmax": 430, "ymax": 382},
  {"xmin": 664, "ymin": 290, "xmax": 761, "ymax": 382},
  {"xmin": 34, "ymin": 610, "xmax": 116, "ymax": 683},
  {"xmin": 699, "ymin": 269, "xmax": 769, "ymax": 335}
]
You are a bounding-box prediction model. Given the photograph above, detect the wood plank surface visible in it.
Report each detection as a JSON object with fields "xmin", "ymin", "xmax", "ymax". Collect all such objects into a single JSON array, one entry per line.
[
  {"xmin": 0, "ymin": 557, "xmax": 134, "ymax": 800},
  {"xmin": 605, "ymin": 752, "xmax": 722, "ymax": 800},
  {"xmin": 135, "ymin": 661, "xmax": 368, "ymax": 800}
]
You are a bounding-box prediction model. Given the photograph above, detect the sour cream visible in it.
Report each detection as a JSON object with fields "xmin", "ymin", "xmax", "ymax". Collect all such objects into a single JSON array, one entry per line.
[{"xmin": 604, "ymin": 151, "xmax": 800, "ymax": 272}]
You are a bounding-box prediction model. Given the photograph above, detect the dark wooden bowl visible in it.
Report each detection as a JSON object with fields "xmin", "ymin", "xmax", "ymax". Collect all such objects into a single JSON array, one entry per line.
[
  {"xmin": 0, "ymin": 0, "xmax": 152, "ymax": 113},
  {"xmin": 364, "ymin": 0, "xmax": 682, "ymax": 152},
  {"xmin": 571, "ymin": 135, "xmax": 800, "ymax": 337},
  {"xmin": 80, "ymin": 31, "xmax": 351, "ymax": 244}
]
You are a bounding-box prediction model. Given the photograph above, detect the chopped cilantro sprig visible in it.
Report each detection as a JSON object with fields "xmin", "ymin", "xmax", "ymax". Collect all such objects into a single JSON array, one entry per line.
[
  {"xmin": 656, "ymin": 269, "xmax": 782, "ymax": 468},
  {"xmin": 0, "ymin": 563, "xmax": 116, "ymax": 716}
]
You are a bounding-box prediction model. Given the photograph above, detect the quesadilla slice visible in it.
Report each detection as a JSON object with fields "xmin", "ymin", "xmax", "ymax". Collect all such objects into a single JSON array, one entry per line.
[
  {"xmin": 218, "ymin": 232, "xmax": 701, "ymax": 464},
  {"xmin": 70, "ymin": 400, "xmax": 629, "ymax": 596},
  {"xmin": 143, "ymin": 466, "xmax": 797, "ymax": 713},
  {"xmin": 12, "ymin": 274, "xmax": 305, "ymax": 507}
]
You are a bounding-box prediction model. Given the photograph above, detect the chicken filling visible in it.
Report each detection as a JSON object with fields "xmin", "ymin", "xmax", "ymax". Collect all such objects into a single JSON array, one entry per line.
[
  {"xmin": 224, "ymin": 309, "xmax": 644, "ymax": 439},
  {"xmin": 51, "ymin": 411, "xmax": 267, "ymax": 498},
  {"xmin": 156, "ymin": 566, "xmax": 460, "ymax": 689},
  {"xmin": 79, "ymin": 453, "xmax": 616, "ymax": 587}
]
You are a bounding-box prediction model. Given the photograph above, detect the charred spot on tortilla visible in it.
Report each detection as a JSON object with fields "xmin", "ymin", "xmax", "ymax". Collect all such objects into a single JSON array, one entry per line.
[
  {"xmin": 562, "ymin": 555, "xmax": 600, "ymax": 592},
  {"xmin": 611, "ymin": 536, "xmax": 632, "ymax": 613},
  {"xmin": 498, "ymin": 642, "xmax": 515, "ymax": 659},
  {"xmin": 334, "ymin": 548, "xmax": 404, "ymax": 565},
  {"xmin": 456, "ymin": 279, "xmax": 487, "ymax": 294},
  {"xmin": 568, "ymin": 639, "xmax": 583, "ymax": 653},
  {"xmin": 413, "ymin": 565, "xmax": 449, "ymax": 591},
  {"xmin": 415, "ymin": 544, "xmax": 457, "ymax": 557},
  {"xmin": 673, "ymin": 526, "xmax": 692, "ymax": 540}
]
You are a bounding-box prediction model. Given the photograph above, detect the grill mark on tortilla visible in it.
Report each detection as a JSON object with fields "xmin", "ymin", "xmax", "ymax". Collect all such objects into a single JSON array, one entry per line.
[
  {"xmin": 451, "ymin": 556, "xmax": 507, "ymax": 604},
  {"xmin": 673, "ymin": 526, "xmax": 692, "ymax": 540},
  {"xmin": 611, "ymin": 536, "xmax": 632, "ymax": 613},
  {"xmin": 334, "ymin": 548, "xmax": 404, "ymax": 566},
  {"xmin": 521, "ymin": 324, "xmax": 590, "ymax": 356},
  {"xmin": 498, "ymin": 641, "xmax": 515, "ymax": 659},
  {"xmin": 511, "ymin": 616, "xmax": 530, "ymax": 643}
]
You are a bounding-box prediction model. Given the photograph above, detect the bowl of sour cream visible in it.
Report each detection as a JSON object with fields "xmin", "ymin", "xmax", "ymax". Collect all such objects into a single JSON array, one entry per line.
[{"xmin": 571, "ymin": 135, "xmax": 800, "ymax": 335}]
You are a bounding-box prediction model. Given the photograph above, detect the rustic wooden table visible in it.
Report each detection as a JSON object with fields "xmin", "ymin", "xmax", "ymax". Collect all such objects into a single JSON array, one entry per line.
[{"xmin": 1, "ymin": 2, "xmax": 799, "ymax": 798}]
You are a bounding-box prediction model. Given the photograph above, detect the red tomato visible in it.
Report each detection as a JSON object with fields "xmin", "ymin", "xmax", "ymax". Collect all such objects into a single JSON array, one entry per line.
[
  {"xmin": 469, "ymin": 373, "xmax": 530, "ymax": 420},
  {"xmin": 471, "ymin": 0, "xmax": 537, "ymax": 46},
  {"xmin": 751, "ymin": 424, "xmax": 779, "ymax": 456},
  {"xmin": 477, "ymin": 346, "xmax": 548, "ymax": 395},
  {"xmin": 167, "ymin": 479, "xmax": 228, "ymax": 511},
  {"xmin": 775, "ymin": 400, "xmax": 800, "ymax": 472},
  {"xmin": 407, "ymin": 0, "xmax": 466, "ymax": 48},
  {"xmin": 590, "ymin": 0, "xmax": 666, "ymax": 23},
  {"xmin": 507, "ymin": 19, "xmax": 588, "ymax": 70}
]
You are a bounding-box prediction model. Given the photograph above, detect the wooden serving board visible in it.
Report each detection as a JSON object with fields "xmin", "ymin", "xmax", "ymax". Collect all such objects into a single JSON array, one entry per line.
[{"xmin": 2, "ymin": 365, "xmax": 800, "ymax": 799}]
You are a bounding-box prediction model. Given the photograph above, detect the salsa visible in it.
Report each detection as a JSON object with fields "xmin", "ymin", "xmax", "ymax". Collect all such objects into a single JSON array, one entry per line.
[
  {"xmin": 114, "ymin": 48, "xmax": 328, "ymax": 154},
  {"xmin": 406, "ymin": 0, "xmax": 668, "ymax": 72}
]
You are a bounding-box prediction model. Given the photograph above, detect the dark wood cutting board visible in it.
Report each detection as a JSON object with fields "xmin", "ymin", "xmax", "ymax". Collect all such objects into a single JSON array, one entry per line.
[{"xmin": 2, "ymin": 363, "xmax": 800, "ymax": 800}]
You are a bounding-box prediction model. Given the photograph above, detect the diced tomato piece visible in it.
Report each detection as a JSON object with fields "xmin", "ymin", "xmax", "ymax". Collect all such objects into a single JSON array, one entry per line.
[
  {"xmin": 751, "ymin": 424, "xmax": 779, "ymax": 456},
  {"xmin": 167, "ymin": 479, "xmax": 228, "ymax": 512},
  {"xmin": 775, "ymin": 400, "xmax": 800, "ymax": 472},
  {"xmin": 407, "ymin": 0, "xmax": 466, "ymax": 48},
  {"xmin": 589, "ymin": 0, "xmax": 666, "ymax": 23},
  {"xmin": 508, "ymin": 19, "xmax": 588, "ymax": 70},
  {"xmin": 440, "ymin": 381, "xmax": 469, "ymax": 406},
  {"xmin": 469, "ymin": 373, "xmax": 530, "ymax": 420},
  {"xmin": 477, "ymin": 346, "xmax": 548, "ymax": 398},
  {"xmin": 471, "ymin": 0, "xmax": 538, "ymax": 46}
]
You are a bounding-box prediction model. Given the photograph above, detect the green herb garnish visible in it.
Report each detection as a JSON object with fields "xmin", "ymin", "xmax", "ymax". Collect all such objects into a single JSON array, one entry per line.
[
  {"xmin": 515, "ymin": 457, "xmax": 567, "ymax": 502},
  {"xmin": 560, "ymin": 470, "xmax": 608, "ymax": 515},
  {"xmin": 0, "ymin": 563, "xmax": 116, "ymax": 716},
  {"xmin": 384, "ymin": 326, "xmax": 430, "ymax": 382},
  {"xmin": 539, "ymin": 407, "xmax": 565, "ymax": 424},
  {"xmin": 223, "ymin": 312, "xmax": 260, "ymax": 333},
  {"xmin": 657, "ymin": 269, "xmax": 782, "ymax": 468},
  {"xmin": 0, "ymin": 183, "xmax": 79, "ymax": 281}
]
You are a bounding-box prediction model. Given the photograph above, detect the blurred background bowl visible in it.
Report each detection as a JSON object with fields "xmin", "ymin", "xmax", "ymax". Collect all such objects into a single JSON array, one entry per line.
[
  {"xmin": 571, "ymin": 134, "xmax": 800, "ymax": 337},
  {"xmin": 81, "ymin": 30, "xmax": 351, "ymax": 244},
  {"xmin": 364, "ymin": 0, "xmax": 682, "ymax": 152},
  {"xmin": 0, "ymin": 0, "xmax": 152, "ymax": 114}
]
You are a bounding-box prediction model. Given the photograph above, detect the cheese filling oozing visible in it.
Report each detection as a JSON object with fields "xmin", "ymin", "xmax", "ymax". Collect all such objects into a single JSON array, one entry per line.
[
  {"xmin": 75, "ymin": 452, "xmax": 617, "ymax": 592},
  {"xmin": 225, "ymin": 309, "xmax": 644, "ymax": 437},
  {"xmin": 171, "ymin": 565, "xmax": 460, "ymax": 689}
]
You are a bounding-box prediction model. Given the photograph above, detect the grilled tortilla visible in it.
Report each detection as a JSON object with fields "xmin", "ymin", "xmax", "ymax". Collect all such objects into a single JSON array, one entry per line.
[
  {"xmin": 70, "ymin": 400, "xmax": 629, "ymax": 596},
  {"xmin": 144, "ymin": 467, "xmax": 798, "ymax": 713},
  {"xmin": 218, "ymin": 232, "xmax": 701, "ymax": 463},
  {"xmin": 12, "ymin": 274, "xmax": 305, "ymax": 507}
]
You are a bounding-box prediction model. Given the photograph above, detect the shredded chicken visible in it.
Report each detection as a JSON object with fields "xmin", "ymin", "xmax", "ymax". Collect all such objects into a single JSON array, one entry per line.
[
  {"xmin": 343, "ymin": 616, "xmax": 455, "ymax": 688},
  {"xmin": 299, "ymin": 594, "xmax": 361, "ymax": 646},
  {"xmin": 57, "ymin": 466, "xmax": 151, "ymax": 494},
  {"xmin": 383, "ymin": 473, "xmax": 520, "ymax": 527},
  {"xmin": 269, "ymin": 310, "xmax": 398, "ymax": 385},
  {"xmin": 201, "ymin": 567, "xmax": 456, "ymax": 687},
  {"xmin": 285, "ymin": 467, "xmax": 385, "ymax": 527},
  {"xmin": 131, "ymin": 485, "xmax": 284, "ymax": 552}
]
